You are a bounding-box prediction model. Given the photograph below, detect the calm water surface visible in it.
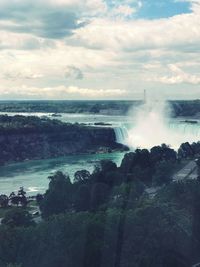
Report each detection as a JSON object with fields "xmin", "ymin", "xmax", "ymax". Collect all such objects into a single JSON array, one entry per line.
[{"xmin": 0, "ymin": 152, "xmax": 125, "ymax": 195}]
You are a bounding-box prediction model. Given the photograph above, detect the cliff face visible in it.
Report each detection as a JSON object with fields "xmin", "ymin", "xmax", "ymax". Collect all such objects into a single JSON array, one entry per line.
[{"xmin": 0, "ymin": 126, "xmax": 126, "ymax": 164}]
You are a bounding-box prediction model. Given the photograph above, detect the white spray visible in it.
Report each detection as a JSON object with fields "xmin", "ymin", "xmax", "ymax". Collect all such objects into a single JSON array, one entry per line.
[{"xmin": 125, "ymin": 98, "xmax": 200, "ymax": 150}]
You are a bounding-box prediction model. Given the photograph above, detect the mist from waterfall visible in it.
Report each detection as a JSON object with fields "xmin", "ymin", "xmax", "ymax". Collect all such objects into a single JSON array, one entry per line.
[{"xmin": 123, "ymin": 100, "xmax": 200, "ymax": 150}]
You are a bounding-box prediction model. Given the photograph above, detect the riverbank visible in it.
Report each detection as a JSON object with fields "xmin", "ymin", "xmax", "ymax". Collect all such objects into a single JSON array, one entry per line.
[{"xmin": 0, "ymin": 115, "xmax": 128, "ymax": 166}]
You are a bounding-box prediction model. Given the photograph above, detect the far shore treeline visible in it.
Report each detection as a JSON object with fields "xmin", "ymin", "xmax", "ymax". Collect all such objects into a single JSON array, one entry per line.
[{"xmin": 0, "ymin": 100, "xmax": 199, "ymax": 117}]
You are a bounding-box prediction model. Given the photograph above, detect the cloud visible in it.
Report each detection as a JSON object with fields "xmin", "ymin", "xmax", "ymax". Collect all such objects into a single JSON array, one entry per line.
[
  {"xmin": 0, "ymin": 31, "xmax": 55, "ymax": 50},
  {"xmin": 0, "ymin": 0, "xmax": 200, "ymax": 100},
  {"xmin": 72, "ymin": 11, "xmax": 200, "ymax": 52},
  {"xmin": 151, "ymin": 64, "xmax": 200, "ymax": 84},
  {"xmin": 66, "ymin": 86, "xmax": 126, "ymax": 97},
  {"xmin": 0, "ymin": 11, "xmax": 82, "ymax": 39},
  {"xmin": 0, "ymin": 85, "xmax": 126, "ymax": 99},
  {"xmin": 2, "ymin": 68, "xmax": 43, "ymax": 80},
  {"xmin": 65, "ymin": 66, "xmax": 83, "ymax": 79},
  {"xmin": 112, "ymin": 5, "xmax": 136, "ymax": 17},
  {"xmin": 0, "ymin": 0, "xmax": 96, "ymax": 39}
]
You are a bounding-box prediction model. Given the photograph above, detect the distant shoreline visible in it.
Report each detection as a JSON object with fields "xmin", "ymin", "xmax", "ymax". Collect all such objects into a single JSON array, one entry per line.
[{"xmin": 0, "ymin": 100, "xmax": 199, "ymax": 117}]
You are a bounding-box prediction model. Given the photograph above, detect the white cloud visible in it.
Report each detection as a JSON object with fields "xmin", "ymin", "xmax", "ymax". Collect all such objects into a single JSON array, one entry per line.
[
  {"xmin": 66, "ymin": 86, "xmax": 126, "ymax": 97},
  {"xmin": 151, "ymin": 64, "xmax": 200, "ymax": 84},
  {"xmin": 72, "ymin": 12, "xmax": 200, "ymax": 52},
  {"xmin": 2, "ymin": 67, "xmax": 43, "ymax": 80},
  {"xmin": 0, "ymin": 0, "xmax": 200, "ymax": 99},
  {"xmin": 112, "ymin": 5, "xmax": 136, "ymax": 17},
  {"xmin": 0, "ymin": 85, "xmax": 126, "ymax": 99}
]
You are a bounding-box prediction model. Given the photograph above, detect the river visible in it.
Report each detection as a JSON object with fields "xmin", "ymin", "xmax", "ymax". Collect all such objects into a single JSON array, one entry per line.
[
  {"xmin": 0, "ymin": 112, "xmax": 199, "ymax": 195},
  {"xmin": 0, "ymin": 113, "xmax": 128, "ymax": 195}
]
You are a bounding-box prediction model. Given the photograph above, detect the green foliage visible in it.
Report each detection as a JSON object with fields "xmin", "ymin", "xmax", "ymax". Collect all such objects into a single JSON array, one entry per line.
[
  {"xmin": 156, "ymin": 180, "xmax": 200, "ymax": 213},
  {"xmin": 40, "ymin": 171, "xmax": 73, "ymax": 218},
  {"xmin": 0, "ymin": 195, "xmax": 9, "ymax": 208},
  {"xmin": 75, "ymin": 185, "xmax": 91, "ymax": 211},
  {"xmin": 0, "ymin": 100, "xmax": 200, "ymax": 117},
  {"xmin": 1, "ymin": 208, "xmax": 35, "ymax": 228},
  {"xmin": 74, "ymin": 170, "xmax": 91, "ymax": 183},
  {"xmin": 110, "ymin": 181, "xmax": 145, "ymax": 209},
  {"xmin": 0, "ymin": 100, "xmax": 137, "ymax": 115},
  {"xmin": 0, "ymin": 115, "xmax": 90, "ymax": 135},
  {"xmin": 171, "ymin": 99, "xmax": 200, "ymax": 117},
  {"xmin": 90, "ymin": 183, "xmax": 110, "ymax": 210},
  {"xmin": 0, "ymin": 140, "xmax": 200, "ymax": 266},
  {"xmin": 0, "ymin": 115, "xmax": 122, "ymax": 165},
  {"xmin": 152, "ymin": 161, "xmax": 175, "ymax": 186},
  {"xmin": 120, "ymin": 146, "xmax": 177, "ymax": 185},
  {"xmin": 0, "ymin": 204, "xmax": 192, "ymax": 267},
  {"xmin": 178, "ymin": 142, "xmax": 200, "ymax": 159},
  {"xmin": 150, "ymin": 144, "xmax": 177, "ymax": 163}
]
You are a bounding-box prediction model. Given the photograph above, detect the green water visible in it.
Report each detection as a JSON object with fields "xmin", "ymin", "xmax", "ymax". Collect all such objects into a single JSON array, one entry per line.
[
  {"xmin": 0, "ymin": 112, "xmax": 199, "ymax": 196},
  {"xmin": 0, "ymin": 113, "xmax": 128, "ymax": 195},
  {"xmin": 0, "ymin": 152, "xmax": 125, "ymax": 195}
]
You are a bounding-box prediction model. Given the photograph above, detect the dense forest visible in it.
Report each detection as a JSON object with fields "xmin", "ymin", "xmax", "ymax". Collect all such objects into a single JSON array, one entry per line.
[
  {"xmin": 0, "ymin": 101, "xmax": 136, "ymax": 115},
  {"xmin": 0, "ymin": 100, "xmax": 200, "ymax": 117},
  {"xmin": 0, "ymin": 142, "xmax": 200, "ymax": 267}
]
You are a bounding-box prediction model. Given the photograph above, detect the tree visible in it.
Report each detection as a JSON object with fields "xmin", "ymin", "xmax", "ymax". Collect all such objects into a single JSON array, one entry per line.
[
  {"xmin": 9, "ymin": 192, "xmax": 15, "ymax": 198},
  {"xmin": 74, "ymin": 170, "xmax": 91, "ymax": 183},
  {"xmin": 178, "ymin": 142, "xmax": 194, "ymax": 159},
  {"xmin": 36, "ymin": 194, "xmax": 44, "ymax": 205},
  {"xmin": 0, "ymin": 194, "xmax": 9, "ymax": 208},
  {"xmin": 104, "ymin": 171, "xmax": 124, "ymax": 186},
  {"xmin": 120, "ymin": 150, "xmax": 152, "ymax": 175},
  {"xmin": 40, "ymin": 171, "xmax": 73, "ymax": 218},
  {"xmin": 92, "ymin": 160, "xmax": 118, "ymax": 185},
  {"xmin": 10, "ymin": 196, "xmax": 21, "ymax": 207},
  {"xmin": 17, "ymin": 187, "xmax": 27, "ymax": 206},
  {"xmin": 75, "ymin": 185, "xmax": 90, "ymax": 211},
  {"xmin": 152, "ymin": 161, "xmax": 174, "ymax": 186},
  {"xmin": 110, "ymin": 181, "xmax": 145, "ymax": 209},
  {"xmin": 91, "ymin": 183, "xmax": 110, "ymax": 210},
  {"xmin": 2, "ymin": 208, "xmax": 35, "ymax": 227},
  {"xmin": 100, "ymin": 160, "xmax": 117, "ymax": 173},
  {"xmin": 18, "ymin": 187, "xmax": 26, "ymax": 197},
  {"xmin": 151, "ymin": 144, "xmax": 177, "ymax": 163}
]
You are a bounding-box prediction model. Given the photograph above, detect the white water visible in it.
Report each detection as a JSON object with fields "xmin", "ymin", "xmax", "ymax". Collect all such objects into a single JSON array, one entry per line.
[
  {"xmin": 114, "ymin": 126, "xmax": 129, "ymax": 144},
  {"xmin": 115, "ymin": 101, "xmax": 200, "ymax": 150}
]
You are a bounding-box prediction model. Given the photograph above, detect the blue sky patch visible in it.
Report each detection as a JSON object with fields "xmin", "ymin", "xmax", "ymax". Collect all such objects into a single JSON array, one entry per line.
[{"xmin": 136, "ymin": 0, "xmax": 192, "ymax": 19}]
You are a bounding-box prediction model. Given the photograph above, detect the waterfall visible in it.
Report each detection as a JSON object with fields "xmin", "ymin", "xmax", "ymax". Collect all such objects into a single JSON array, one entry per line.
[
  {"xmin": 114, "ymin": 121, "xmax": 200, "ymax": 149},
  {"xmin": 168, "ymin": 122, "xmax": 200, "ymax": 138},
  {"xmin": 114, "ymin": 126, "xmax": 129, "ymax": 145},
  {"xmin": 115, "ymin": 119, "xmax": 200, "ymax": 149},
  {"xmin": 123, "ymin": 99, "xmax": 200, "ymax": 150}
]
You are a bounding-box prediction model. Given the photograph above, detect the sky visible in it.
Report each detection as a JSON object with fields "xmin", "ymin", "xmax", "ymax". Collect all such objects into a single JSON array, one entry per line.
[{"xmin": 0, "ymin": 0, "xmax": 200, "ymax": 100}]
